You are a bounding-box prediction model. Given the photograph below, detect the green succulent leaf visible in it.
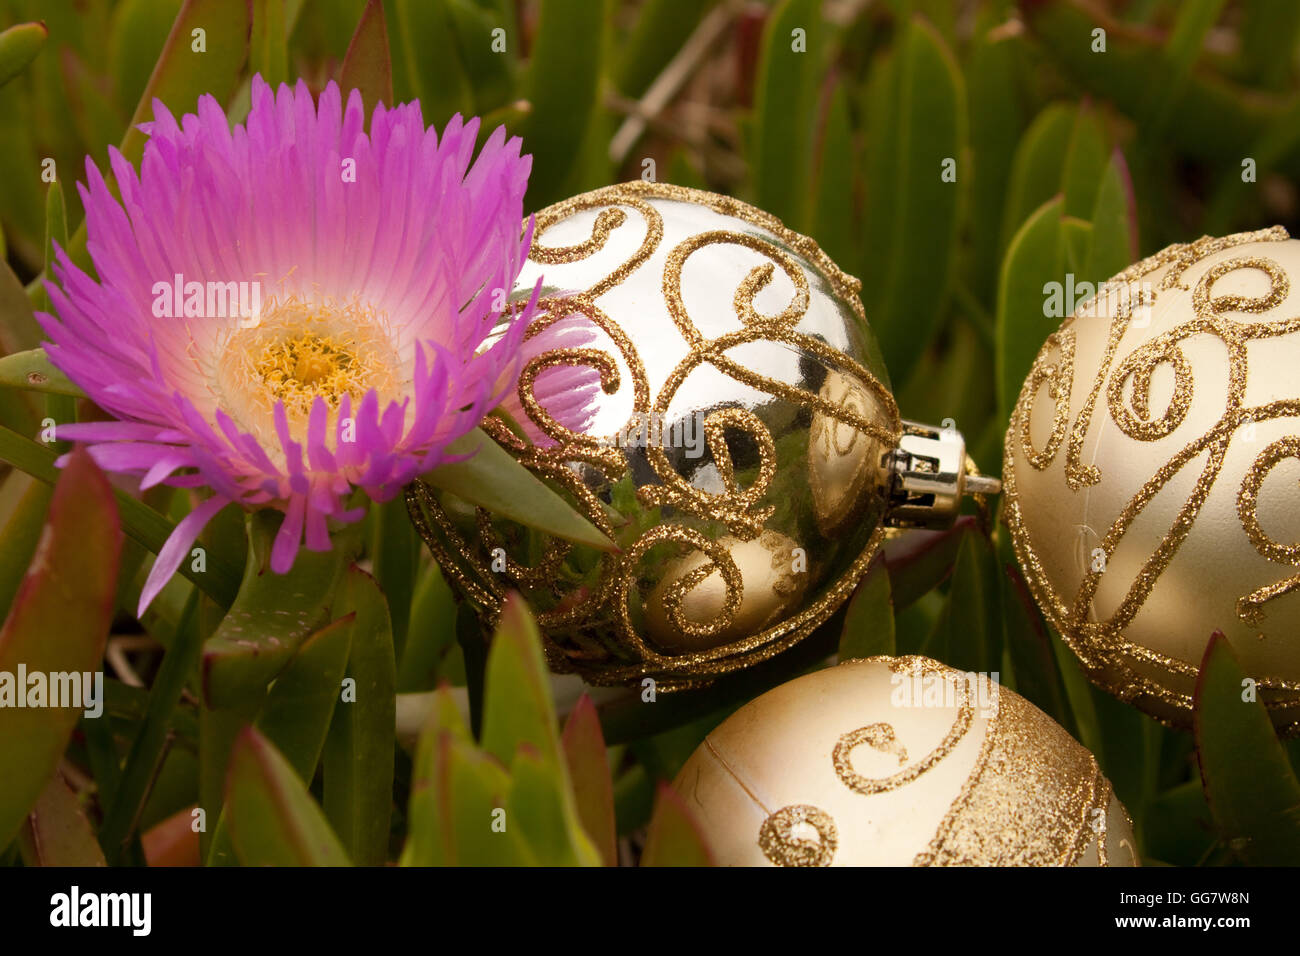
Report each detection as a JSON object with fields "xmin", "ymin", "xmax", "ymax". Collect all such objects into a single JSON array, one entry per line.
[
  {"xmin": 339, "ymin": 0, "xmax": 392, "ymax": 116},
  {"xmin": 422, "ymin": 427, "xmax": 615, "ymax": 553},
  {"xmin": 479, "ymin": 592, "xmax": 562, "ymax": 767},
  {"xmin": 517, "ymin": 0, "xmax": 606, "ymax": 206},
  {"xmin": 837, "ymin": 556, "xmax": 895, "ymax": 662},
  {"xmin": 998, "ymin": 103, "xmax": 1072, "ymax": 260},
  {"xmin": 561, "ymin": 694, "xmax": 618, "ymax": 866},
  {"xmin": 251, "ymin": 0, "xmax": 289, "ymax": 89},
  {"xmin": 0, "ymin": 470, "xmax": 52, "ymax": 618},
  {"xmin": 401, "ymin": 687, "xmax": 533, "ymax": 866},
  {"xmin": 860, "ymin": 16, "xmax": 965, "ymax": 385},
  {"xmin": 17, "ymin": 771, "xmax": 107, "ymax": 867},
  {"xmin": 1083, "ymin": 150, "xmax": 1138, "ymax": 286},
  {"xmin": 0, "ymin": 21, "xmax": 48, "ymax": 89},
  {"xmin": 322, "ymin": 567, "xmax": 396, "ymax": 866},
  {"xmin": 752, "ymin": 0, "xmax": 823, "ymax": 231},
  {"xmin": 225, "ymin": 726, "xmax": 352, "ymax": 866},
  {"xmin": 201, "ymin": 510, "xmax": 356, "ymax": 710},
  {"xmin": 0, "ymin": 449, "xmax": 122, "ymax": 848},
  {"xmin": 0, "ymin": 426, "xmax": 242, "ymax": 604},
  {"xmin": 640, "ymin": 783, "xmax": 713, "ymax": 867},
  {"xmin": 1194, "ymin": 633, "xmax": 1300, "ymax": 865},
  {"xmin": 506, "ymin": 744, "xmax": 601, "ymax": 866},
  {"xmin": 397, "ymin": 560, "xmax": 458, "ymax": 692},
  {"xmin": 995, "ymin": 194, "xmax": 1064, "ymax": 423}
]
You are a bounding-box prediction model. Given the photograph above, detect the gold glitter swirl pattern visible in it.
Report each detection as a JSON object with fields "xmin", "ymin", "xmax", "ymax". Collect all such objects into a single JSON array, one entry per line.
[
  {"xmin": 407, "ymin": 181, "xmax": 902, "ymax": 687},
  {"xmin": 1004, "ymin": 227, "xmax": 1300, "ymax": 731},
  {"xmin": 833, "ymin": 696, "xmax": 973, "ymax": 796},
  {"xmin": 914, "ymin": 686, "xmax": 1110, "ymax": 867},
  {"xmin": 758, "ymin": 805, "xmax": 838, "ymax": 867},
  {"xmin": 749, "ymin": 658, "xmax": 1120, "ymax": 867}
]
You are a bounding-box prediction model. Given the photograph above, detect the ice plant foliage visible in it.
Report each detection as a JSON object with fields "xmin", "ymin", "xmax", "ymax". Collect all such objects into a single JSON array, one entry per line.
[{"xmin": 39, "ymin": 77, "xmax": 591, "ymax": 612}]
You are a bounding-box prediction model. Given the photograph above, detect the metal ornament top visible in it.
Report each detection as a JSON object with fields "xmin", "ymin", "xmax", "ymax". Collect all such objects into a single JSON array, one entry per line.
[{"xmin": 407, "ymin": 182, "xmax": 998, "ymax": 688}]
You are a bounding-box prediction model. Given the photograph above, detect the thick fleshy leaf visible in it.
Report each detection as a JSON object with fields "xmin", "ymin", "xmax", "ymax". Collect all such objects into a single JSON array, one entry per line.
[
  {"xmin": 0, "ymin": 21, "xmax": 47, "ymax": 89},
  {"xmin": 257, "ymin": 614, "xmax": 354, "ymax": 780},
  {"xmin": 17, "ymin": 770, "xmax": 107, "ymax": 867},
  {"xmin": 967, "ymin": 14, "xmax": 1027, "ymax": 303},
  {"xmin": 339, "ymin": 0, "xmax": 392, "ymax": 116},
  {"xmin": 0, "ymin": 470, "xmax": 51, "ymax": 618},
  {"xmin": 641, "ymin": 783, "xmax": 713, "ymax": 866},
  {"xmin": 250, "ymin": 0, "xmax": 288, "ymax": 89},
  {"xmin": 860, "ymin": 16, "xmax": 965, "ymax": 385},
  {"xmin": 322, "ymin": 567, "xmax": 396, "ymax": 866},
  {"xmin": 0, "ymin": 425, "xmax": 241, "ymax": 605},
  {"xmin": 201, "ymin": 510, "xmax": 355, "ymax": 709},
  {"xmin": 1051, "ymin": 627, "xmax": 1104, "ymax": 763},
  {"xmin": 41, "ymin": 182, "xmax": 74, "ymax": 455},
  {"xmin": 1194, "ymin": 633, "xmax": 1300, "ymax": 865},
  {"xmin": 206, "ymin": 611, "xmax": 356, "ymax": 866},
  {"xmin": 1083, "ymin": 150, "xmax": 1138, "ymax": 286},
  {"xmin": 397, "ymin": 560, "xmax": 457, "ymax": 691},
  {"xmin": 0, "ymin": 449, "xmax": 121, "ymax": 848},
  {"xmin": 878, "ymin": 517, "xmax": 974, "ymax": 611},
  {"xmin": 752, "ymin": 0, "xmax": 823, "ymax": 231},
  {"xmin": 505, "ymin": 745, "xmax": 601, "ymax": 866},
  {"xmin": 401, "ymin": 687, "xmax": 533, "ymax": 866},
  {"xmin": 479, "ymin": 593, "xmax": 561, "ymax": 767},
  {"xmin": 517, "ymin": 0, "xmax": 606, "ymax": 206},
  {"xmin": 995, "ymin": 532, "xmax": 1072, "ymax": 733},
  {"xmin": 997, "ymin": 103, "xmax": 1072, "ymax": 260},
  {"xmin": 445, "ymin": 0, "xmax": 515, "ymax": 115},
  {"xmin": 98, "ymin": 591, "xmax": 201, "ymax": 864},
  {"xmin": 108, "ymin": 0, "xmax": 184, "ymax": 116},
  {"xmin": 57, "ymin": 0, "xmax": 252, "ymax": 269},
  {"xmin": 386, "ymin": 0, "xmax": 474, "ymax": 125},
  {"xmin": 225, "ymin": 727, "xmax": 351, "ymax": 866},
  {"xmin": 0, "ymin": 259, "xmax": 43, "ymax": 358},
  {"xmin": 1060, "ymin": 104, "xmax": 1108, "ymax": 220},
  {"xmin": 923, "ymin": 529, "xmax": 997, "ymax": 674},
  {"xmin": 1143, "ymin": 779, "xmax": 1215, "ymax": 867},
  {"xmin": 141, "ymin": 804, "xmax": 201, "ymax": 867},
  {"xmin": 562, "ymin": 694, "xmax": 618, "ymax": 866},
  {"xmin": 1142, "ymin": 0, "xmax": 1230, "ymax": 137},
  {"xmin": 424, "ymin": 428, "xmax": 615, "ymax": 553},
  {"xmin": 369, "ymin": 496, "xmax": 416, "ymax": 660},
  {"xmin": 811, "ymin": 79, "xmax": 858, "ymax": 274},
  {"xmin": 837, "ymin": 556, "xmax": 895, "ymax": 662},
  {"xmin": 995, "ymin": 195, "xmax": 1064, "ymax": 422},
  {"xmin": 1020, "ymin": 1, "xmax": 1298, "ymax": 176},
  {"xmin": 119, "ymin": 0, "xmax": 253, "ymax": 165}
]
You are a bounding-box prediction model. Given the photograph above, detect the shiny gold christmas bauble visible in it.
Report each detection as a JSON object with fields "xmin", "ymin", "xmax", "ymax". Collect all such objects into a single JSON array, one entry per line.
[
  {"xmin": 672, "ymin": 656, "xmax": 1138, "ymax": 866},
  {"xmin": 1004, "ymin": 227, "xmax": 1300, "ymax": 733},
  {"xmin": 408, "ymin": 181, "xmax": 908, "ymax": 688}
]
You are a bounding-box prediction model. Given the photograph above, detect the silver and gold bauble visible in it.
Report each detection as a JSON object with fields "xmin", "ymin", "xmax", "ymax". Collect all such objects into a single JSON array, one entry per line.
[
  {"xmin": 408, "ymin": 182, "xmax": 994, "ymax": 688},
  {"xmin": 1004, "ymin": 227, "xmax": 1300, "ymax": 733},
  {"xmin": 673, "ymin": 656, "xmax": 1138, "ymax": 866}
]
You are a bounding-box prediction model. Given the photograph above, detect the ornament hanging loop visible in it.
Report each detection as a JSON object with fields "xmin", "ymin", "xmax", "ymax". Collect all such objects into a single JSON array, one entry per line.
[{"xmin": 884, "ymin": 420, "xmax": 1002, "ymax": 529}]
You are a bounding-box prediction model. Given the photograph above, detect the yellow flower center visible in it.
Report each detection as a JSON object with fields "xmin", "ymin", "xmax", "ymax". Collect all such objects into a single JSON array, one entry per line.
[{"xmin": 214, "ymin": 294, "xmax": 404, "ymax": 452}]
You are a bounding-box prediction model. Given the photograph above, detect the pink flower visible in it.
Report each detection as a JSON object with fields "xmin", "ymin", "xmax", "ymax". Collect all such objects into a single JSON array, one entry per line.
[{"xmin": 39, "ymin": 77, "xmax": 592, "ymax": 612}]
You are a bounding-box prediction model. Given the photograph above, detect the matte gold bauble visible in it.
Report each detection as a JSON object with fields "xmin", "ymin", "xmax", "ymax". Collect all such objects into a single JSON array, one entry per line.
[
  {"xmin": 408, "ymin": 182, "xmax": 994, "ymax": 688},
  {"xmin": 672, "ymin": 656, "xmax": 1138, "ymax": 866},
  {"xmin": 1003, "ymin": 227, "xmax": 1300, "ymax": 733}
]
